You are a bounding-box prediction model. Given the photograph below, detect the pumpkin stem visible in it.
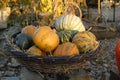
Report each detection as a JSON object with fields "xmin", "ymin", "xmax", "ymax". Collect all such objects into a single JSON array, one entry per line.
[
  {"xmin": 95, "ymin": 0, "xmax": 101, "ymax": 25},
  {"xmin": 49, "ymin": 51, "xmax": 53, "ymax": 56}
]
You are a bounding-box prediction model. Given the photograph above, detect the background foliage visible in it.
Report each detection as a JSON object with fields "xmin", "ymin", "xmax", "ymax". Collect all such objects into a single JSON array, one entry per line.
[{"xmin": 1, "ymin": 0, "xmax": 117, "ymax": 27}]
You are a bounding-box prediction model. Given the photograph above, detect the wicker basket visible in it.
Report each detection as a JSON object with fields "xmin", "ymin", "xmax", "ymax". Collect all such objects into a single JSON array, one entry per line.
[
  {"xmin": 5, "ymin": 31, "xmax": 101, "ymax": 74},
  {"xmin": 5, "ymin": 2, "xmax": 101, "ymax": 74},
  {"xmin": 89, "ymin": 26, "xmax": 117, "ymax": 40}
]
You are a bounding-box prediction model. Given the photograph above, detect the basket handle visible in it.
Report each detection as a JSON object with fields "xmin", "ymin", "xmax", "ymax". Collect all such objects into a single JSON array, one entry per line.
[
  {"xmin": 53, "ymin": 1, "xmax": 82, "ymax": 20},
  {"xmin": 64, "ymin": 1, "xmax": 82, "ymax": 20},
  {"xmin": 53, "ymin": 0, "xmax": 63, "ymax": 20}
]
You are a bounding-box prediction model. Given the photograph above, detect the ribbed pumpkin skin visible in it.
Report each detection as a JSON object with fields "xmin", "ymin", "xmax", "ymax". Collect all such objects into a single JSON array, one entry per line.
[
  {"xmin": 58, "ymin": 30, "xmax": 78, "ymax": 43},
  {"xmin": 33, "ymin": 26, "xmax": 59, "ymax": 52},
  {"xmin": 73, "ymin": 31, "xmax": 96, "ymax": 41},
  {"xmin": 27, "ymin": 46, "xmax": 45, "ymax": 56},
  {"xmin": 72, "ymin": 31, "xmax": 99, "ymax": 53},
  {"xmin": 53, "ymin": 42, "xmax": 79, "ymax": 56},
  {"xmin": 21, "ymin": 25, "xmax": 37, "ymax": 38},
  {"xmin": 55, "ymin": 14, "xmax": 85, "ymax": 32},
  {"xmin": 55, "ymin": 14, "xmax": 85, "ymax": 43}
]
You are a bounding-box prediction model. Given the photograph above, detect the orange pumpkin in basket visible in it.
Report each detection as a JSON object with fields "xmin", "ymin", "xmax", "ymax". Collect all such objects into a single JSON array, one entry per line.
[
  {"xmin": 27, "ymin": 46, "xmax": 46, "ymax": 56},
  {"xmin": 21, "ymin": 25, "xmax": 37, "ymax": 38},
  {"xmin": 53, "ymin": 42, "xmax": 79, "ymax": 56},
  {"xmin": 33, "ymin": 26, "xmax": 59, "ymax": 52}
]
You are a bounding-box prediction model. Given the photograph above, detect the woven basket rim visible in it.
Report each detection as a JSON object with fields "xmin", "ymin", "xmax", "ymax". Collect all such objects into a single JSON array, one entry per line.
[
  {"xmin": 5, "ymin": 32, "xmax": 100, "ymax": 65},
  {"xmin": 5, "ymin": 32, "xmax": 101, "ymax": 73}
]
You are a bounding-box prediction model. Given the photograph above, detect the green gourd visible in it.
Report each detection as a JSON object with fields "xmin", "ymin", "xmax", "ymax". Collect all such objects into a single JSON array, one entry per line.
[
  {"xmin": 55, "ymin": 14, "xmax": 86, "ymax": 43},
  {"xmin": 72, "ymin": 31, "xmax": 99, "ymax": 53},
  {"xmin": 14, "ymin": 33, "xmax": 34, "ymax": 49},
  {"xmin": 58, "ymin": 30, "xmax": 78, "ymax": 43}
]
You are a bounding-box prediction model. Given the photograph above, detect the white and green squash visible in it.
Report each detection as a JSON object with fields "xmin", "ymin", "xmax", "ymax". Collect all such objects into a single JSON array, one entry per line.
[
  {"xmin": 55, "ymin": 14, "xmax": 85, "ymax": 32},
  {"xmin": 55, "ymin": 14, "xmax": 86, "ymax": 43}
]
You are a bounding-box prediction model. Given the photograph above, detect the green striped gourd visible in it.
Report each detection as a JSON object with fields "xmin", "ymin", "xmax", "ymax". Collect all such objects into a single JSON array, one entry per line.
[
  {"xmin": 55, "ymin": 14, "xmax": 85, "ymax": 43},
  {"xmin": 72, "ymin": 31, "xmax": 99, "ymax": 53}
]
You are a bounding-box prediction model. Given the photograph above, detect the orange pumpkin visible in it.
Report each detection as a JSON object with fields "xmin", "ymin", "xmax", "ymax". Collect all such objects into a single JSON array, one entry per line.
[
  {"xmin": 21, "ymin": 25, "xmax": 37, "ymax": 38},
  {"xmin": 27, "ymin": 46, "xmax": 46, "ymax": 56},
  {"xmin": 53, "ymin": 42, "xmax": 79, "ymax": 56},
  {"xmin": 115, "ymin": 39, "xmax": 120, "ymax": 72},
  {"xmin": 33, "ymin": 26, "xmax": 59, "ymax": 52}
]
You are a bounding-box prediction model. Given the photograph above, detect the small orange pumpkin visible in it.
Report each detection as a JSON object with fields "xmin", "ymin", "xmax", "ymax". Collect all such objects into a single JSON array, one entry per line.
[
  {"xmin": 33, "ymin": 26, "xmax": 59, "ymax": 52},
  {"xmin": 27, "ymin": 46, "xmax": 46, "ymax": 56},
  {"xmin": 21, "ymin": 25, "xmax": 37, "ymax": 38},
  {"xmin": 53, "ymin": 42, "xmax": 79, "ymax": 56}
]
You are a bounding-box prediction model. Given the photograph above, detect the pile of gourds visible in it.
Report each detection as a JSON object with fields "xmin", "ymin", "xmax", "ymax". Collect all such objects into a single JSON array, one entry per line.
[{"xmin": 14, "ymin": 14, "xmax": 99, "ymax": 56}]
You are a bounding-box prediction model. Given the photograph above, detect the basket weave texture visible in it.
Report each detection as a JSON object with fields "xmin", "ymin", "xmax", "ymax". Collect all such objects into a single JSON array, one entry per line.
[{"xmin": 5, "ymin": 32, "xmax": 101, "ymax": 74}]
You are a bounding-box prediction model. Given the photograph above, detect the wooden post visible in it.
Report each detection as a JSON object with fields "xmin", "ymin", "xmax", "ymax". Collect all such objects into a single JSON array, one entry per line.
[
  {"xmin": 98, "ymin": 0, "xmax": 101, "ymax": 15},
  {"xmin": 113, "ymin": 0, "xmax": 115, "ymax": 22},
  {"xmin": 95, "ymin": 0, "xmax": 101, "ymax": 23},
  {"xmin": 87, "ymin": 6, "xmax": 89, "ymax": 19}
]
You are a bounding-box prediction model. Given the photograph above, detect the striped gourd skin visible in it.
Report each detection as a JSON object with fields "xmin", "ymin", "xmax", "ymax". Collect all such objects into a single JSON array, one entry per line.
[
  {"xmin": 73, "ymin": 38, "xmax": 99, "ymax": 53},
  {"xmin": 72, "ymin": 31, "xmax": 99, "ymax": 53},
  {"xmin": 73, "ymin": 31, "xmax": 96, "ymax": 41},
  {"xmin": 53, "ymin": 42, "xmax": 79, "ymax": 56},
  {"xmin": 58, "ymin": 30, "xmax": 78, "ymax": 43},
  {"xmin": 55, "ymin": 14, "xmax": 85, "ymax": 32}
]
